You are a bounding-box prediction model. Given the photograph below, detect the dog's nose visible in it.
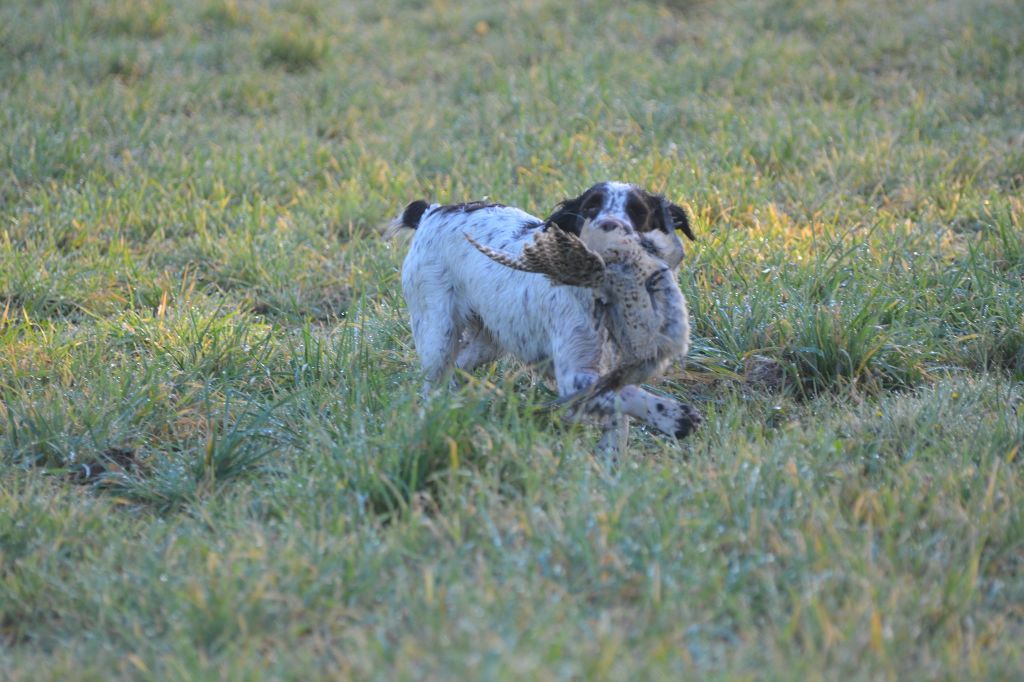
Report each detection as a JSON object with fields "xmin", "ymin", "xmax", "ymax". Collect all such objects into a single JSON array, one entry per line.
[{"xmin": 592, "ymin": 218, "xmax": 629, "ymax": 232}]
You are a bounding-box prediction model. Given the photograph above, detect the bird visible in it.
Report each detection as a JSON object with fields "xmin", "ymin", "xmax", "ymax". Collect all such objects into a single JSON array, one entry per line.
[{"xmin": 466, "ymin": 217, "xmax": 689, "ymax": 402}]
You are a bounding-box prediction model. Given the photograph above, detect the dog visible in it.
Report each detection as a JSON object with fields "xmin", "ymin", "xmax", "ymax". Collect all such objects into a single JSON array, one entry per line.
[{"xmin": 388, "ymin": 181, "xmax": 701, "ymax": 454}]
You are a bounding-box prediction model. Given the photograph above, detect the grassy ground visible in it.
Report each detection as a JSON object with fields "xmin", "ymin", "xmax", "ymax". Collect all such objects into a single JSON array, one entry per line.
[{"xmin": 1, "ymin": 0, "xmax": 1022, "ymax": 678}]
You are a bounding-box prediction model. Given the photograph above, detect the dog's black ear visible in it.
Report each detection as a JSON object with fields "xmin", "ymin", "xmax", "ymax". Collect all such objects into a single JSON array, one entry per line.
[
  {"xmin": 544, "ymin": 194, "xmax": 585, "ymax": 236},
  {"xmin": 661, "ymin": 201, "xmax": 696, "ymax": 241}
]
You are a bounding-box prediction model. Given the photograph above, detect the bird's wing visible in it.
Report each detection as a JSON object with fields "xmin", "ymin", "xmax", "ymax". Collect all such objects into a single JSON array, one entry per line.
[{"xmin": 466, "ymin": 223, "xmax": 606, "ymax": 288}]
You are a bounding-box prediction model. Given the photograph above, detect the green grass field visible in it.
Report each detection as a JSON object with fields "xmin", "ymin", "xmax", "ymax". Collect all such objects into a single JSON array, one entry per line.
[{"xmin": 2, "ymin": 0, "xmax": 1022, "ymax": 678}]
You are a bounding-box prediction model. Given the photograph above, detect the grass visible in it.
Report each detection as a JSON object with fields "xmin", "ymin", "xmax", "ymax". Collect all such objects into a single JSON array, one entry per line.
[{"xmin": 1, "ymin": 0, "xmax": 1022, "ymax": 678}]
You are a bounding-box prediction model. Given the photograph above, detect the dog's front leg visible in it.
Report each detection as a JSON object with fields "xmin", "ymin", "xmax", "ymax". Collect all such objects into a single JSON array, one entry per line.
[
  {"xmin": 555, "ymin": 366, "xmax": 629, "ymax": 459},
  {"xmin": 617, "ymin": 385, "xmax": 701, "ymax": 439},
  {"xmin": 596, "ymin": 409, "xmax": 628, "ymax": 463},
  {"xmin": 552, "ymin": 333, "xmax": 633, "ymax": 459}
]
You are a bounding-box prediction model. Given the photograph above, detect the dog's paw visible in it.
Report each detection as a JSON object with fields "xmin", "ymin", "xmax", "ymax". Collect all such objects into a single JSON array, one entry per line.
[
  {"xmin": 648, "ymin": 398, "xmax": 701, "ymax": 439},
  {"xmin": 672, "ymin": 403, "xmax": 702, "ymax": 439}
]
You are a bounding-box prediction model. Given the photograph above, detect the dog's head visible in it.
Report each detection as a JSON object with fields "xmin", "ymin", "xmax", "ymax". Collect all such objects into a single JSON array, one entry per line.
[{"xmin": 544, "ymin": 182, "xmax": 696, "ymax": 268}]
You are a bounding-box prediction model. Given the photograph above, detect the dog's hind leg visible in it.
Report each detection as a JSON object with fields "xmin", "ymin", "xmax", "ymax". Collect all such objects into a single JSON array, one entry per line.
[
  {"xmin": 411, "ymin": 319, "xmax": 459, "ymax": 397},
  {"xmin": 455, "ymin": 318, "xmax": 502, "ymax": 375},
  {"xmin": 405, "ymin": 280, "xmax": 461, "ymax": 397}
]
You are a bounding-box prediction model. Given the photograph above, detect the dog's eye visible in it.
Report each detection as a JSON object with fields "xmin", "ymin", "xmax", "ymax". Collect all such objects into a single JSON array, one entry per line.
[
  {"xmin": 626, "ymin": 195, "xmax": 651, "ymax": 230},
  {"xmin": 581, "ymin": 193, "xmax": 603, "ymax": 217}
]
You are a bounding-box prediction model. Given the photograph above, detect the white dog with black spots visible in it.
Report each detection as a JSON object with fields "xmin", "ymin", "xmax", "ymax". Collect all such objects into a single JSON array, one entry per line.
[{"xmin": 388, "ymin": 181, "xmax": 701, "ymax": 455}]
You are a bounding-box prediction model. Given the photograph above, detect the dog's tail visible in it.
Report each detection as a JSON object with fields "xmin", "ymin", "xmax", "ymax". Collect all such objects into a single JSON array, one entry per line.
[{"xmin": 384, "ymin": 200, "xmax": 431, "ymax": 239}]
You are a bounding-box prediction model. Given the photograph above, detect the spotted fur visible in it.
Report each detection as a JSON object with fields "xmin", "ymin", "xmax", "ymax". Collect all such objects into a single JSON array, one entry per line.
[{"xmin": 388, "ymin": 181, "xmax": 701, "ymax": 456}]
